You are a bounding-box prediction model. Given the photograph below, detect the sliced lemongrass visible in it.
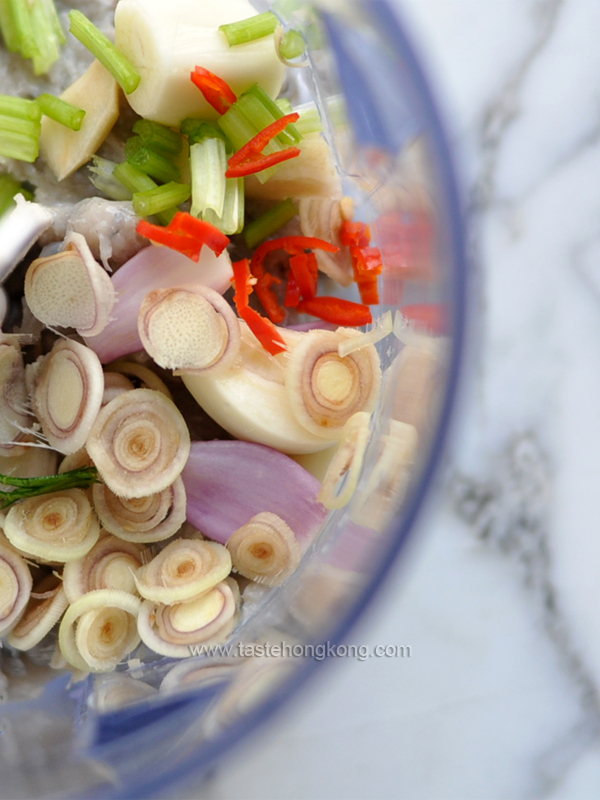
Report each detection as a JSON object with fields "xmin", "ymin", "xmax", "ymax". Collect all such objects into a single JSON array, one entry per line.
[
  {"xmin": 0, "ymin": 343, "xmax": 31, "ymax": 455},
  {"xmin": 137, "ymin": 580, "xmax": 237, "ymax": 659},
  {"xmin": 102, "ymin": 372, "xmax": 135, "ymax": 406},
  {"xmin": 134, "ymin": 538, "xmax": 231, "ymax": 604},
  {"xmin": 59, "ymin": 589, "xmax": 141, "ymax": 673},
  {"xmin": 31, "ymin": 339, "xmax": 104, "ymax": 455},
  {"xmin": 139, "ymin": 285, "xmax": 241, "ymax": 376},
  {"xmin": 6, "ymin": 573, "xmax": 68, "ymax": 650},
  {"xmin": 105, "ymin": 362, "xmax": 172, "ymax": 400},
  {"xmin": 88, "ymin": 156, "xmax": 133, "ymax": 202},
  {"xmin": 298, "ymin": 196, "xmax": 353, "ymax": 286},
  {"xmin": 92, "ymin": 477, "xmax": 186, "ymax": 544},
  {"xmin": 227, "ymin": 512, "xmax": 301, "ymax": 587},
  {"xmin": 25, "ymin": 231, "xmax": 115, "ymax": 337},
  {"xmin": 392, "ymin": 310, "xmax": 447, "ymax": 356},
  {"xmin": 190, "ymin": 138, "xmax": 227, "ymax": 219},
  {"xmin": 285, "ymin": 329, "xmax": 382, "ymax": 440},
  {"xmin": 318, "ymin": 412, "xmax": 371, "ymax": 510},
  {"xmin": 85, "ymin": 388, "xmax": 190, "ymax": 499},
  {"xmin": 3, "ymin": 488, "xmax": 100, "ymax": 562},
  {"xmin": 62, "ymin": 533, "xmax": 143, "ymax": 602},
  {"xmin": 160, "ymin": 657, "xmax": 240, "ymax": 693},
  {"xmin": 0, "ymin": 539, "xmax": 32, "ymax": 636},
  {"xmin": 58, "ymin": 449, "xmax": 93, "ymax": 474},
  {"xmin": 92, "ymin": 673, "xmax": 156, "ymax": 711},
  {"xmin": 338, "ymin": 311, "xmax": 394, "ymax": 358}
]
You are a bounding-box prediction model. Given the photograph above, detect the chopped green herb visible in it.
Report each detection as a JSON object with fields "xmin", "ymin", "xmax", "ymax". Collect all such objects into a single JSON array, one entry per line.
[
  {"xmin": 38, "ymin": 94, "xmax": 85, "ymax": 131},
  {"xmin": 0, "ymin": 466, "xmax": 101, "ymax": 509},
  {"xmin": 133, "ymin": 181, "xmax": 191, "ymax": 218},
  {"xmin": 133, "ymin": 119, "xmax": 183, "ymax": 157},
  {"xmin": 219, "ymin": 11, "xmax": 278, "ymax": 46}
]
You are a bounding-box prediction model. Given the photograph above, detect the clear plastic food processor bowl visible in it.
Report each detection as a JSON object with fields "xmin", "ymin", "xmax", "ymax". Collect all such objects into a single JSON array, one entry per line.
[{"xmin": 0, "ymin": 2, "xmax": 467, "ymax": 797}]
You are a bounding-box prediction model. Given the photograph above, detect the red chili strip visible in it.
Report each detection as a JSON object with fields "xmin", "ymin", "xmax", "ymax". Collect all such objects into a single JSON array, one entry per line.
[
  {"xmin": 341, "ymin": 220, "xmax": 371, "ymax": 248},
  {"xmin": 289, "ymin": 252, "xmax": 318, "ymax": 301},
  {"xmin": 253, "ymin": 265, "xmax": 285, "ymax": 324},
  {"xmin": 284, "ymin": 272, "xmax": 301, "ymax": 308},
  {"xmin": 231, "ymin": 258, "xmax": 254, "ymax": 310},
  {"xmin": 226, "ymin": 113, "xmax": 301, "ymax": 178},
  {"xmin": 136, "ymin": 219, "xmax": 201, "ymax": 261},
  {"xmin": 167, "ymin": 212, "xmax": 230, "ymax": 257},
  {"xmin": 191, "ymin": 67, "xmax": 237, "ymax": 115},
  {"xmin": 297, "ymin": 296, "xmax": 373, "ymax": 327},
  {"xmin": 231, "ymin": 259, "xmax": 287, "ymax": 355}
]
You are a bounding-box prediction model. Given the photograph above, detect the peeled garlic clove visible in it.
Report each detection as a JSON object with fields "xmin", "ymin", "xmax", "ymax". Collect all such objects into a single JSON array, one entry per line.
[
  {"xmin": 0, "ymin": 342, "xmax": 31, "ymax": 455},
  {"xmin": 7, "ymin": 574, "xmax": 69, "ymax": 651},
  {"xmin": 298, "ymin": 196, "xmax": 354, "ymax": 286},
  {"xmin": 134, "ymin": 538, "xmax": 231, "ymax": 604},
  {"xmin": 31, "ymin": 339, "xmax": 104, "ymax": 455},
  {"xmin": 62, "ymin": 533, "xmax": 144, "ymax": 603},
  {"xmin": 25, "ymin": 232, "xmax": 115, "ymax": 337},
  {"xmin": 137, "ymin": 579, "xmax": 237, "ymax": 659},
  {"xmin": 317, "ymin": 411, "xmax": 371, "ymax": 510},
  {"xmin": 285, "ymin": 328, "xmax": 382, "ymax": 440},
  {"xmin": 227, "ymin": 512, "xmax": 302, "ymax": 587},
  {"xmin": 3, "ymin": 488, "xmax": 100, "ymax": 563},
  {"xmin": 86, "ymin": 388, "xmax": 191, "ymax": 499},
  {"xmin": 92, "ymin": 477, "xmax": 186, "ymax": 544},
  {"xmin": 0, "ymin": 539, "xmax": 33, "ymax": 636},
  {"xmin": 58, "ymin": 589, "xmax": 141, "ymax": 673},
  {"xmin": 138, "ymin": 285, "xmax": 241, "ymax": 376}
]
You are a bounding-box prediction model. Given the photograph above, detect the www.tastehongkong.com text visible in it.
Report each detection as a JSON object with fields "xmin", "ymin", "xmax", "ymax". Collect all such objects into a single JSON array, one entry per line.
[{"xmin": 187, "ymin": 642, "xmax": 412, "ymax": 661}]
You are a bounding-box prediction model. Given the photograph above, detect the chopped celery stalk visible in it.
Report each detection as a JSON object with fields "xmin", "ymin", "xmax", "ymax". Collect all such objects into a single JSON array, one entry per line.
[
  {"xmin": 127, "ymin": 145, "xmax": 181, "ymax": 184},
  {"xmin": 276, "ymin": 98, "xmax": 293, "ymax": 115},
  {"xmin": 181, "ymin": 119, "xmax": 229, "ymax": 147},
  {"xmin": 0, "ymin": 130, "xmax": 39, "ymax": 162},
  {"xmin": 0, "ymin": 173, "xmax": 23, "ymax": 216},
  {"xmin": 0, "ymin": 113, "xmax": 41, "ymax": 138},
  {"xmin": 29, "ymin": 0, "xmax": 65, "ymax": 75},
  {"xmin": 0, "ymin": 1, "xmax": 20, "ymax": 51},
  {"xmin": 68, "ymin": 10, "xmax": 141, "ymax": 95},
  {"xmin": 190, "ymin": 138, "xmax": 227, "ymax": 219},
  {"xmin": 124, "ymin": 135, "xmax": 145, "ymax": 160},
  {"xmin": 241, "ymin": 84, "xmax": 302, "ymax": 144},
  {"xmin": 112, "ymin": 162, "xmax": 174, "ymax": 226},
  {"xmin": 203, "ymin": 177, "xmax": 244, "ymax": 235},
  {"xmin": 219, "ymin": 11, "xmax": 278, "ymax": 46},
  {"xmin": 133, "ymin": 181, "xmax": 191, "ymax": 218},
  {"xmin": 279, "ymin": 29, "xmax": 305, "ymax": 60},
  {"xmin": 133, "ymin": 120, "xmax": 183, "ymax": 156},
  {"xmin": 0, "ymin": 96, "xmax": 41, "ymax": 122},
  {"xmin": 296, "ymin": 106, "xmax": 322, "ymax": 136},
  {"xmin": 218, "ymin": 104, "xmax": 281, "ymax": 184},
  {"xmin": 243, "ymin": 198, "xmax": 298, "ymax": 249},
  {"xmin": 88, "ymin": 156, "xmax": 133, "ymax": 201},
  {"xmin": 38, "ymin": 94, "xmax": 85, "ymax": 131},
  {"xmin": 7, "ymin": 0, "xmax": 35, "ymax": 58}
]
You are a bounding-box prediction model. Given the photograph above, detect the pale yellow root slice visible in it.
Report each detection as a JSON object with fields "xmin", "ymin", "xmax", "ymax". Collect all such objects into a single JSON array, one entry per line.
[{"xmin": 40, "ymin": 60, "xmax": 120, "ymax": 182}]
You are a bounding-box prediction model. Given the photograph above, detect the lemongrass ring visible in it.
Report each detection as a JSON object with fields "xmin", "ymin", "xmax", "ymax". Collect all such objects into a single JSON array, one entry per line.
[
  {"xmin": 102, "ymin": 372, "xmax": 135, "ymax": 405},
  {"xmin": 85, "ymin": 388, "xmax": 191, "ymax": 499},
  {"xmin": 137, "ymin": 580, "xmax": 237, "ymax": 659},
  {"xmin": 32, "ymin": 339, "xmax": 104, "ymax": 455},
  {"xmin": 92, "ymin": 478, "xmax": 186, "ymax": 543},
  {"xmin": 62, "ymin": 533, "xmax": 144, "ymax": 602},
  {"xmin": 58, "ymin": 589, "xmax": 142, "ymax": 673},
  {"xmin": 7, "ymin": 574, "xmax": 69, "ymax": 651},
  {"xmin": 337, "ymin": 312, "xmax": 394, "ymax": 358},
  {"xmin": 0, "ymin": 539, "xmax": 33, "ymax": 636},
  {"xmin": 134, "ymin": 538, "xmax": 231, "ymax": 604},
  {"xmin": 138, "ymin": 285, "xmax": 241, "ymax": 376},
  {"xmin": 285, "ymin": 328, "xmax": 381, "ymax": 440},
  {"xmin": 104, "ymin": 361, "xmax": 173, "ymax": 400},
  {"xmin": 226, "ymin": 512, "xmax": 302, "ymax": 587},
  {"xmin": 3, "ymin": 489, "xmax": 100, "ymax": 562},
  {"xmin": 318, "ymin": 411, "xmax": 371, "ymax": 510},
  {"xmin": 0, "ymin": 343, "xmax": 31, "ymax": 455},
  {"xmin": 24, "ymin": 231, "xmax": 115, "ymax": 337}
]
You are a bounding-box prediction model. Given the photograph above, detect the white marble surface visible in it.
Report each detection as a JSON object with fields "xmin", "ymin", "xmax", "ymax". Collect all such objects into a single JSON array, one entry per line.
[{"xmin": 202, "ymin": 1, "xmax": 600, "ymax": 798}]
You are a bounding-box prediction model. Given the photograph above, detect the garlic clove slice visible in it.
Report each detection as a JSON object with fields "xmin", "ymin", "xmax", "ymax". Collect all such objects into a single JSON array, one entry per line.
[
  {"xmin": 0, "ymin": 539, "xmax": 33, "ymax": 636},
  {"xmin": 317, "ymin": 411, "xmax": 371, "ymax": 510},
  {"xmin": 62, "ymin": 533, "xmax": 144, "ymax": 602},
  {"xmin": 0, "ymin": 342, "xmax": 31, "ymax": 456},
  {"xmin": 226, "ymin": 512, "xmax": 302, "ymax": 587},
  {"xmin": 25, "ymin": 232, "xmax": 115, "ymax": 337},
  {"xmin": 85, "ymin": 388, "xmax": 190, "ymax": 499},
  {"xmin": 138, "ymin": 285, "xmax": 241, "ymax": 376},
  {"xmin": 58, "ymin": 589, "xmax": 141, "ymax": 673},
  {"xmin": 134, "ymin": 538, "xmax": 231, "ymax": 604},
  {"xmin": 285, "ymin": 328, "xmax": 382, "ymax": 440},
  {"xmin": 7, "ymin": 574, "xmax": 69, "ymax": 651},
  {"xmin": 92, "ymin": 477, "xmax": 186, "ymax": 544},
  {"xmin": 3, "ymin": 488, "xmax": 100, "ymax": 563},
  {"xmin": 32, "ymin": 339, "xmax": 104, "ymax": 455}
]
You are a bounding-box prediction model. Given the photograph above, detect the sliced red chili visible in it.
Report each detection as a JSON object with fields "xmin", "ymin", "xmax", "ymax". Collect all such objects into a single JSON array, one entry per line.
[
  {"xmin": 191, "ymin": 67, "xmax": 237, "ymax": 115},
  {"xmin": 351, "ymin": 246, "xmax": 383, "ymax": 276},
  {"xmin": 297, "ymin": 296, "xmax": 373, "ymax": 327},
  {"xmin": 231, "ymin": 258, "xmax": 254, "ymax": 310},
  {"xmin": 225, "ymin": 147, "xmax": 301, "ymax": 178},
  {"xmin": 289, "ymin": 252, "xmax": 318, "ymax": 301},
  {"xmin": 231, "ymin": 258, "xmax": 287, "ymax": 355},
  {"xmin": 253, "ymin": 266, "xmax": 285, "ymax": 324},
  {"xmin": 136, "ymin": 219, "xmax": 201, "ymax": 261},
  {"xmin": 226, "ymin": 113, "xmax": 301, "ymax": 178},
  {"xmin": 284, "ymin": 272, "xmax": 301, "ymax": 308},
  {"xmin": 252, "ymin": 235, "xmax": 339, "ymax": 275},
  {"xmin": 341, "ymin": 220, "xmax": 371, "ymax": 248},
  {"xmin": 167, "ymin": 212, "xmax": 230, "ymax": 257}
]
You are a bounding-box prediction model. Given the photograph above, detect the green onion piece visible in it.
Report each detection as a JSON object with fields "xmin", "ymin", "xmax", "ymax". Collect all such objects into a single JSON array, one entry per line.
[
  {"xmin": 276, "ymin": 98, "xmax": 293, "ymax": 115},
  {"xmin": 124, "ymin": 135, "xmax": 145, "ymax": 160},
  {"xmin": 181, "ymin": 119, "xmax": 229, "ymax": 147},
  {"xmin": 127, "ymin": 145, "xmax": 181, "ymax": 184},
  {"xmin": 295, "ymin": 106, "xmax": 322, "ymax": 136},
  {"xmin": 0, "ymin": 96, "xmax": 41, "ymax": 122},
  {"xmin": 0, "ymin": 130, "xmax": 39, "ymax": 163},
  {"xmin": 279, "ymin": 29, "xmax": 305, "ymax": 60},
  {"xmin": 7, "ymin": 0, "xmax": 35, "ymax": 58},
  {"xmin": 0, "ymin": 113, "xmax": 41, "ymax": 138},
  {"xmin": 112, "ymin": 162, "xmax": 175, "ymax": 226},
  {"xmin": 29, "ymin": 0, "xmax": 65, "ymax": 75},
  {"xmin": 68, "ymin": 10, "xmax": 141, "ymax": 95},
  {"xmin": 219, "ymin": 11, "xmax": 278, "ymax": 46},
  {"xmin": 133, "ymin": 119, "xmax": 183, "ymax": 156},
  {"xmin": 243, "ymin": 198, "xmax": 298, "ymax": 249},
  {"xmin": 0, "ymin": 466, "xmax": 100, "ymax": 509},
  {"xmin": 133, "ymin": 181, "xmax": 191, "ymax": 218},
  {"xmin": 190, "ymin": 138, "xmax": 227, "ymax": 219},
  {"xmin": 241, "ymin": 84, "xmax": 302, "ymax": 144},
  {"xmin": 38, "ymin": 93, "xmax": 85, "ymax": 131},
  {"xmin": 88, "ymin": 156, "xmax": 133, "ymax": 201},
  {"xmin": 0, "ymin": 173, "xmax": 23, "ymax": 216},
  {"xmin": 203, "ymin": 177, "xmax": 244, "ymax": 235}
]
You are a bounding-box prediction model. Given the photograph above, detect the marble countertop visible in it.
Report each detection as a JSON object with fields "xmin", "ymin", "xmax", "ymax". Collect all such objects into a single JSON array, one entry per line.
[{"xmin": 203, "ymin": 1, "xmax": 600, "ymax": 798}]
